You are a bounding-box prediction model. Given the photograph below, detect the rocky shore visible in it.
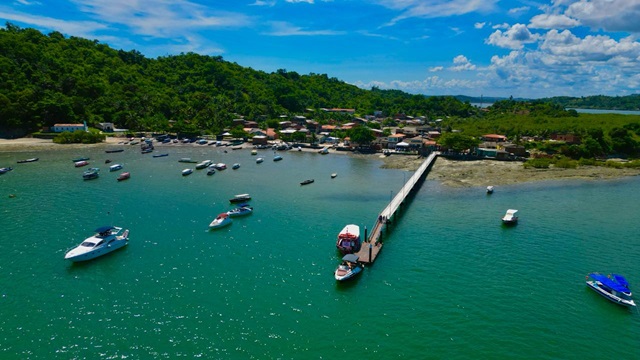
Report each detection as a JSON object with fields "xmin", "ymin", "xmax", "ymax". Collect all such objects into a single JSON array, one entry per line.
[{"xmin": 2, "ymin": 138, "xmax": 640, "ymax": 187}]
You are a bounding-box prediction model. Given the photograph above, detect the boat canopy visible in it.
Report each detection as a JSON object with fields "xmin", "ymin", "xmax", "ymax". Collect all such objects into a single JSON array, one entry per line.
[
  {"xmin": 95, "ymin": 226, "xmax": 114, "ymax": 233},
  {"xmin": 589, "ymin": 273, "xmax": 631, "ymax": 293},
  {"xmin": 342, "ymin": 254, "xmax": 359, "ymax": 263},
  {"xmin": 611, "ymin": 274, "xmax": 630, "ymax": 289}
]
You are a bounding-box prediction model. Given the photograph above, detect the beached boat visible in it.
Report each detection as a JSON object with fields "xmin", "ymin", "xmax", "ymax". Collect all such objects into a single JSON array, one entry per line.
[
  {"xmin": 182, "ymin": 168, "xmax": 193, "ymax": 176},
  {"xmin": 487, "ymin": 186, "xmax": 494, "ymax": 194},
  {"xmin": 319, "ymin": 147, "xmax": 329, "ymax": 154},
  {"xmin": 17, "ymin": 158, "xmax": 39, "ymax": 163},
  {"xmin": 153, "ymin": 153, "xmax": 169, "ymax": 158},
  {"xmin": 105, "ymin": 149, "xmax": 124, "ymax": 153},
  {"xmin": 502, "ymin": 209, "xmax": 518, "ymax": 225},
  {"xmin": 74, "ymin": 160, "xmax": 89, "ymax": 167},
  {"xmin": 117, "ymin": 172, "xmax": 130, "ymax": 181},
  {"xmin": 232, "ymin": 163, "xmax": 240, "ymax": 170},
  {"xmin": 209, "ymin": 213, "xmax": 232, "ymax": 229},
  {"xmin": 300, "ymin": 179, "xmax": 314, "ymax": 185},
  {"xmin": 586, "ymin": 273, "xmax": 635, "ymax": 307},
  {"xmin": 227, "ymin": 204, "xmax": 253, "ymax": 217},
  {"xmin": 0, "ymin": 167, "xmax": 13, "ymax": 174},
  {"xmin": 64, "ymin": 226, "xmax": 129, "ymax": 262},
  {"xmin": 256, "ymin": 157, "xmax": 264, "ymax": 164},
  {"xmin": 109, "ymin": 163, "xmax": 123, "ymax": 172},
  {"xmin": 273, "ymin": 155, "xmax": 283, "ymax": 162},
  {"xmin": 336, "ymin": 224, "xmax": 361, "ymax": 254},
  {"xmin": 334, "ymin": 254, "xmax": 364, "ymax": 281},
  {"xmin": 82, "ymin": 167, "xmax": 100, "ymax": 180},
  {"xmin": 229, "ymin": 193, "xmax": 251, "ymax": 203}
]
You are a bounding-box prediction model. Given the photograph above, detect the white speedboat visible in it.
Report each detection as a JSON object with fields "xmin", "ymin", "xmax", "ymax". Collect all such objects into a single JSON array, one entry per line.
[
  {"xmin": 64, "ymin": 226, "xmax": 129, "ymax": 262},
  {"xmin": 486, "ymin": 186, "xmax": 494, "ymax": 194},
  {"xmin": 213, "ymin": 163, "xmax": 227, "ymax": 170},
  {"xmin": 502, "ymin": 209, "xmax": 518, "ymax": 225},
  {"xmin": 227, "ymin": 204, "xmax": 253, "ymax": 217},
  {"xmin": 195, "ymin": 160, "xmax": 213, "ymax": 170},
  {"xmin": 229, "ymin": 193, "xmax": 251, "ymax": 203},
  {"xmin": 209, "ymin": 213, "xmax": 232, "ymax": 229},
  {"xmin": 336, "ymin": 224, "xmax": 361, "ymax": 254},
  {"xmin": 82, "ymin": 167, "xmax": 100, "ymax": 180},
  {"xmin": 586, "ymin": 273, "xmax": 635, "ymax": 307},
  {"xmin": 182, "ymin": 168, "xmax": 193, "ymax": 176},
  {"xmin": 256, "ymin": 157, "xmax": 264, "ymax": 164},
  {"xmin": 109, "ymin": 163, "xmax": 123, "ymax": 172},
  {"xmin": 334, "ymin": 254, "xmax": 364, "ymax": 281}
]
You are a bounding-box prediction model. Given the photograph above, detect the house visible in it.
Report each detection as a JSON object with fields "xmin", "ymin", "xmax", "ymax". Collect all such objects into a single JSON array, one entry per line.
[
  {"xmin": 52, "ymin": 123, "xmax": 86, "ymax": 133},
  {"xmin": 252, "ymin": 135, "xmax": 268, "ymax": 145},
  {"xmin": 97, "ymin": 122, "xmax": 114, "ymax": 132},
  {"xmin": 481, "ymin": 134, "xmax": 508, "ymax": 143},
  {"xmin": 266, "ymin": 128, "xmax": 278, "ymax": 140},
  {"xmin": 386, "ymin": 133, "xmax": 406, "ymax": 149},
  {"xmin": 550, "ymin": 133, "xmax": 581, "ymax": 144}
]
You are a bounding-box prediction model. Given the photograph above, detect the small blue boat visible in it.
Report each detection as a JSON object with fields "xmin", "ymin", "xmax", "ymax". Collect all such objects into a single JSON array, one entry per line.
[
  {"xmin": 586, "ymin": 273, "xmax": 635, "ymax": 307},
  {"xmin": 153, "ymin": 153, "xmax": 169, "ymax": 158}
]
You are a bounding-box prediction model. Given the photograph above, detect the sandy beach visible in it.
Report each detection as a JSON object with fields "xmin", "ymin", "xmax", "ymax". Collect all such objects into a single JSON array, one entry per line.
[{"xmin": 3, "ymin": 137, "xmax": 640, "ymax": 187}]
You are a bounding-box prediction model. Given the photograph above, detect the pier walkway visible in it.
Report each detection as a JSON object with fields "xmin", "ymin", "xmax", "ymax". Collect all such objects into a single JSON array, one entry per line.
[{"xmin": 355, "ymin": 152, "xmax": 437, "ymax": 264}]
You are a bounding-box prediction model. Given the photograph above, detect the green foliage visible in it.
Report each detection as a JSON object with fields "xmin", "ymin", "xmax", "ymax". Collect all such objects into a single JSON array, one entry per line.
[
  {"xmin": 553, "ymin": 157, "xmax": 578, "ymax": 169},
  {"xmin": 523, "ymin": 158, "xmax": 552, "ymax": 169},
  {"xmin": 437, "ymin": 133, "xmax": 480, "ymax": 152},
  {"xmin": 542, "ymin": 95, "xmax": 640, "ymax": 111},
  {"xmin": 348, "ymin": 126, "xmax": 375, "ymax": 145},
  {"xmin": 52, "ymin": 130, "xmax": 105, "ymax": 144}
]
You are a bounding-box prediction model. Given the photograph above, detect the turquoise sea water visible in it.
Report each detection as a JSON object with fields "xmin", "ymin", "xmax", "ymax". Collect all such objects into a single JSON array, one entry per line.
[{"xmin": 1, "ymin": 145, "xmax": 639, "ymax": 359}]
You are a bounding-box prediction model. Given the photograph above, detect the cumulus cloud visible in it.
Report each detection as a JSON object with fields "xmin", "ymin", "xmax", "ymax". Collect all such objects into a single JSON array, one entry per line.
[
  {"xmin": 565, "ymin": 0, "xmax": 640, "ymax": 33},
  {"xmin": 529, "ymin": 13, "xmax": 580, "ymax": 29},
  {"xmin": 474, "ymin": 22, "xmax": 486, "ymax": 29},
  {"xmin": 486, "ymin": 23, "xmax": 539, "ymax": 49},
  {"xmin": 451, "ymin": 55, "xmax": 476, "ymax": 71}
]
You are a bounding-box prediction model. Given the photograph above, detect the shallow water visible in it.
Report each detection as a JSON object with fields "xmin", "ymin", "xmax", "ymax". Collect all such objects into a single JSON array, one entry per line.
[{"xmin": 1, "ymin": 146, "xmax": 639, "ymax": 359}]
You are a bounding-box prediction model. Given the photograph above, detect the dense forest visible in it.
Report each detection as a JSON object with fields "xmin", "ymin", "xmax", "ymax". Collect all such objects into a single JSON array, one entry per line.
[
  {"xmin": 540, "ymin": 95, "xmax": 640, "ymax": 111},
  {"xmin": 0, "ymin": 23, "xmax": 478, "ymax": 138}
]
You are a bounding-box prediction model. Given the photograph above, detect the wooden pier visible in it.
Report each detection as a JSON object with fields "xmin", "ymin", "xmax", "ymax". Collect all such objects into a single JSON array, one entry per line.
[{"xmin": 355, "ymin": 152, "xmax": 438, "ymax": 264}]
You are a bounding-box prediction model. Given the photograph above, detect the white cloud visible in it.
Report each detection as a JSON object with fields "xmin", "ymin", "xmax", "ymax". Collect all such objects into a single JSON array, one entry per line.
[
  {"xmin": 492, "ymin": 23, "xmax": 510, "ymax": 29},
  {"xmin": 14, "ymin": 0, "xmax": 41, "ymax": 5},
  {"xmin": 474, "ymin": 22, "xmax": 486, "ymax": 29},
  {"xmin": 376, "ymin": 0, "xmax": 500, "ymax": 26},
  {"xmin": 451, "ymin": 55, "xmax": 476, "ymax": 71},
  {"xmin": 429, "ymin": 66, "xmax": 444, "ymax": 72},
  {"xmin": 486, "ymin": 23, "xmax": 539, "ymax": 49},
  {"xmin": 0, "ymin": 8, "xmax": 108, "ymax": 39},
  {"xmin": 250, "ymin": 0, "xmax": 276, "ymax": 6},
  {"xmin": 264, "ymin": 21, "xmax": 344, "ymax": 36},
  {"xmin": 565, "ymin": 0, "xmax": 640, "ymax": 32},
  {"xmin": 529, "ymin": 13, "xmax": 579, "ymax": 29},
  {"xmin": 286, "ymin": 0, "xmax": 314, "ymax": 3},
  {"xmin": 508, "ymin": 6, "xmax": 529, "ymax": 15}
]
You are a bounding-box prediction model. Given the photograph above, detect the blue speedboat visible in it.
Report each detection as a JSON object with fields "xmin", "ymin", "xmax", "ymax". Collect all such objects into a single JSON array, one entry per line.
[{"xmin": 586, "ymin": 273, "xmax": 635, "ymax": 307}]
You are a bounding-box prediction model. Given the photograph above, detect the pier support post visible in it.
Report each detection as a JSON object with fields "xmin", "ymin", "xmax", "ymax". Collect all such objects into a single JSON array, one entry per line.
[
  {"xmin": 368, "ymin": 243, "xmax": 372, "ymax": 263},
  {"xmin": 364, "ymin": 226, "xmax": 368, "ymax": 243}
]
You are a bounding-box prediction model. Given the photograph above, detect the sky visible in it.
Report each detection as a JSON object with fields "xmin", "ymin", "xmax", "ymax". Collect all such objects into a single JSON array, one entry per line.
[{"xmin": 1, "ymin": 0, "xmax": 640, "ymax": 99}]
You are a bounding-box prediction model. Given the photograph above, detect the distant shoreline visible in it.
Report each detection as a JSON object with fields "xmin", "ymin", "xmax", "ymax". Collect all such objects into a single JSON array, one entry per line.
[{"xmin": 2, "ymin": 137, "xmax": 640, "ymax": 187}]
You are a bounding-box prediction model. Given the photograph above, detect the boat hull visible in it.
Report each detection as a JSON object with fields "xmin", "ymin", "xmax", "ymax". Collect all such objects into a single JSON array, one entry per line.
[
  {"xmin": 65, "ymin": 240, "xmax": 128, "ymax": 262},
  {"xmin": 586, "ymin": 281, "xmax": 636, "ymax": 307}
]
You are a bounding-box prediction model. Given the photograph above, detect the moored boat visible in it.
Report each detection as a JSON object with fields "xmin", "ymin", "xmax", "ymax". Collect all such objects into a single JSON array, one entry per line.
[
  {"xmin": 153, "ymin": 153, "xmax": 169, "ymax": 158},
  {"xmin": 502, "ymin": 209, "xmax": 518, "ymax": 225},
  {"xmin": 273, "ymin": 155, "xmax": 283, "ymax": 161},
  {"xmin": 331, "ymin": 173, "xmax": 337, "ymax": 178},
  {"xmin": 209, "ymin": 213, "xmax": 232, "ymax": 229},
  {"xmin": 232, "ymin": 163, "xmax": 240, "ymax": 170},
  {"xmin": 227, "ymin": 204, "xmax": 253, "ymax": 217},
  {"xmin": 229, "ymin": 193, "xmax": 251, "ymax": 203},
  {"xmin": 117, "ymin": 172, "xmax": 130, "ymax": 181},
  {"xmin": 213, "ymin": 163, "xmax": 227, "ymax": 170},
  {"xmin": 256, "ymin": 157, "xmax": 264, "ymax": 164},
  {"xmin": 207, "ymin": 167, "xmax": 216, "ymax": 176},
  {"xmin": 195, "ymin": 160, "xmax": 213, "ymax": 170},
  {"xmin": 336, "ymin": 224, "xmax": 361, "ymax": 254},
  {"xmin": 319, "ymin": 147, "xmax": 329, "ymax": 154},
  {"xmin": 0, "ymin": 167, "xmax": 13, "ymax": 174},
  {"xmin": 82, "ymin": 167, "xmax": 100, "ymax": 180},
  {"xmin": 109, "ymin": 163, "xmax": 123, "ymax": 172},
  {"xmin": 17, "ymin": 157, "xmax": 39, "ymax": 163},
  {"xmin": 74, "ymin": 160, "xmax": 89, "ymax": 167},
  {"xmin": 72, "ymin": 157, "xmax": 89, "ymax": 162},
  {"xmin": 182, "ymin": 168, "xmax": 193, "ymax": 176},
  {"xmin": 105, "ymin": 149, "xmax": 124, "ymax": 153},
  {"xmin": 586, "ymin": 273, "xmax": 635, "ymax": 307},
  {"xmin": 300, "ymin": 179, "xmax": 314, "ymax": 185},
  {"xmin": 64, "ymin": 226, "xmax": 129, "ymax": 262},
  {"xmin": 487, "ymin": 186, "xmax": 494, "ymax": 194},
  {"xmin": 178, "ymin": 158, "xmax": 198, "ymax": 163},
  {"xmin": 334, "ymin": 254, "xmax": 364, "ymax": 281},
  {"xmin": 251, "ymin": 149, "xmax": 257, "ymax": 155}
]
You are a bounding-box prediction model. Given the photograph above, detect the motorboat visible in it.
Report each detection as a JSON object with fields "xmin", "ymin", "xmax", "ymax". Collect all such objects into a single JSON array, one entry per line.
[
  {"xmin": 300, "ymin": 179, "xmax": 314, "ymax": 185},
  {"xmin": 227, "ymin": 204, "xmax": 253, "ymax": 217},
  {"xmin": 273, "ymin": 155, "xmax": 283, "ymax": 161},
  {"xmin": 105, "ymin": 149, "xmax": 124, "ymax": 153},
  {"xmin": 251, "ymin": 149, "xmax": 257, "ymax": 155},
  {"xmin": 331, "ymin": 173, "xmax": 337, "ymax": 179},
  {"xmin": 336, "ymin": 224, "xmax": 361, "ymax": 254},
  {"xmin": 82, "ymin": 167, "xmax": 100, "ymax": 180},
  {"xmin": 153, "ymin": 153, "xmax": 169, "ymax": 158},
  {"xmin": 334, "ymin": 254, "xmax": 364, "ymax": 281},
  {"xmin": 232, "ymin": 163, "xmax": 240, "ymax": 170},
  {"xmin": 105, "ymin": 159, "xmax": 112, "ymax": 164},
  {"xmin": 501, "ymin": 209, "xmax": 518, "ymax": 225},
  {"xmin": 207, "ymin": 167, "xmax": 216, "ymax": 176},
  {"xmin": 178, "ymin": 158, "xmax": 198, "ymax": 163},
  {"xmin": 64, "ymin": 226, "xmax": 129, "ymax": 262},
  {"xmin": 256, "ymin": 157, "xmax": 264, "ymax": 164},
  {"xmin": 182, "ymin": 168, "xmax": 193, "ymax": 176},
  {"xmin": 586, "ymin": 273, "xmax": 635, "ymax": 307},
  {"xmin": 319, "ymin": 147, "xmax": 329, "ymax": 154},
  {"xmin": 74, "ymin": 160, "xmax": 89, "ymax": 167},
  {"xmin": 17, "ymin": 158, "xmax": 39, "ymax": 163},
  {"xmin": 109, "ymin": 163, "xmax": 123, "ymax": 172},
  {"xmin": 209, "ymin": 213, "xmax": 232, "ymax": 229},
  {"xmin": 213, "ymin": 163, "xmax": 227, "ymax": 170},
  {"xmin": 487, "ymin": 186, "xmax": 494, "ymax": 194},
  {"xmin": 117, "ymin": 172, "xmax": 130, "ymax": 181},
  {"xmin": 195, "ymin": 160, "xmax": 213, "ymax": 170},
  {"xmin": 229, "ymin": 193, "xmax": 251, "ymax": 203},
  {"xmin": 0, "ymin": 167, "xmax": 12, "ymax": 174},
  {"xmin": 141, "ymin": 148, "xmax": 153, "ymax": 154},
  {"xmin": 72, "ymin": 157, "xmax": 89, "ymax": 162}
]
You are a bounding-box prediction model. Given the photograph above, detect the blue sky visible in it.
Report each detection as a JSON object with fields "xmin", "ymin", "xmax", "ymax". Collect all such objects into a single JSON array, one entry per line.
[{"xmin": 2, "ymin": 0, "xmax": 640, "ymax": 99}]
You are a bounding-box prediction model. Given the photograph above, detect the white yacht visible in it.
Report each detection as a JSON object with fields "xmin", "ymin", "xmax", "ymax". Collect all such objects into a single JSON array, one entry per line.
[{"xmin": 64, "ymin": 226, "xmax": 129, "ymax": 262}]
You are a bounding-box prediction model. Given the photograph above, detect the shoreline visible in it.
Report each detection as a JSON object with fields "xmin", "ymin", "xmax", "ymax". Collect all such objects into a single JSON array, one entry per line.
[{"xmin": 2, "ymin": 137, "xmax": 640, "ymax": 187}]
